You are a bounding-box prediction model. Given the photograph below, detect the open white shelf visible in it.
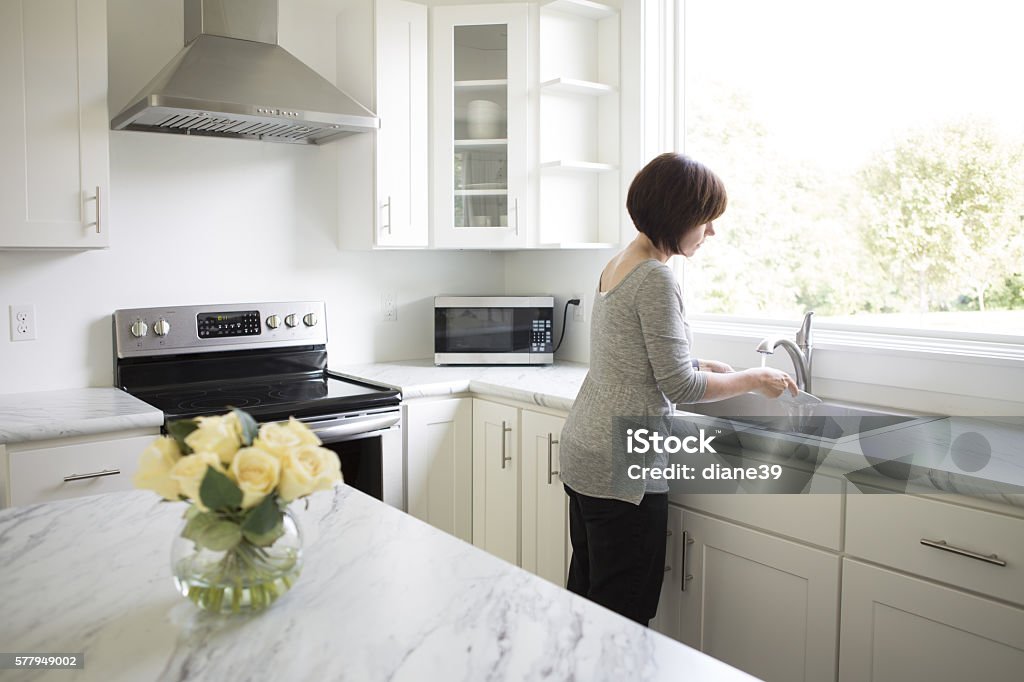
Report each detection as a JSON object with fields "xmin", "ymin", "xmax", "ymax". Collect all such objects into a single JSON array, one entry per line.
[
  {"xmin": 542, "ymin": 0, "xmax": 616, "ymax": 20},
  {"xmin": 540, "ymin": 77, "xmax": 617, "ymax": 96},
  {"xmin": 541, "ymin": 160, "xmax": 617, "ymax": 173}
]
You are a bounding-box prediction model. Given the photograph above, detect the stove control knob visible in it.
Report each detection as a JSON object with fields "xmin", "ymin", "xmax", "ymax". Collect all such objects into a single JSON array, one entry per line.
[
  {"xmin": 153, "ymin": 319, "xmax": 171, "ymax": 337},
  {"xmin": 284, "ymin": 314, "xmax": 299, "ymax": 328},
  {"xmin": 130, "ymin": 319, "xmax": 149, "ymax": 338},
  {"xmin": 303, "ymin": 313, "xmax": 318, "ymax": 327},
  {"xmin": 266, "ymin": 314, "xmax": 281, "ymax": 329}
]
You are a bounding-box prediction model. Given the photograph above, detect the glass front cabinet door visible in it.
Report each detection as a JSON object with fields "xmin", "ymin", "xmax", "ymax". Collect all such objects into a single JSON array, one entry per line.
[{"xmin": 431, "ymin": 4, "xmax": 529, "ymax": 248}]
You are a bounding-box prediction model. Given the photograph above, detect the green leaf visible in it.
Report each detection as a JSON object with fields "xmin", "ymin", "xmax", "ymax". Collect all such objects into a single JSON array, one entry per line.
[
  {"xmin": 241, "ymin": 495, "xmax": 285, "ymax": 547},
  {"xmin": 196, "ymin": 519, "xmax": 243, "ymax": 551},
  {"xmin": 167, "ymin": 419, "xmax": 199, "ymax": 455},
  {"xmin": 183, "ymin": 505, "xmax": 201, "ymax": 521},
  {"xmin": 199, "ymin": 467, "xmax": 243, "ymax": 512},
  {"xmin": 181, "ymin": 510, "xmax": 217, "ymax": 542},
  {"xmin": 233, "ymin": 408, "xmax": 259, "ymax": 447}
]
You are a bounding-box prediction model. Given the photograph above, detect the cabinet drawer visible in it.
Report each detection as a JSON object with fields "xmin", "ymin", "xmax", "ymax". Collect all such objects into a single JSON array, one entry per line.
[
  {"xmin": 846, "ymin": 493, "xmax": 1024, "ymax": 605},
  {"xmin": 671, "ymin": 475, "xmax": 843, "ymax": 550},
  {"xmin": 8, "ymin": 434, "xmax": 153, "ymax": 507}
]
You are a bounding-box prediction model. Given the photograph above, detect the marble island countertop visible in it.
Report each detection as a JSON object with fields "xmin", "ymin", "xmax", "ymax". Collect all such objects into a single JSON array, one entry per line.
[
  {"xmin": 0, "ymin": 388, "xmax": 163, "ymax": 446},
  {"xmin": 0, "ymin": 487, "xmax": 756, "ymax": 682}
]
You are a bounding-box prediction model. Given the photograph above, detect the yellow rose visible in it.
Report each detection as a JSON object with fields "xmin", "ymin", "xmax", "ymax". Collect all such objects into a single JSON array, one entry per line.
[
  {"xmin": 230, "ymin": 446, "xmax": 281, "ymax": 509},
  {"xmin": 133, "ymin": 436, "xmax": 182, "ymax": 500},
  {"xmin": 169, "ymin": 451, "xmax": 225, "ymax": 510},
  {"xmin": 277, "ymin": 444, "xmax": 342, "ymax": 502},
  {"xmin": 185, "ymin": 413, "xmax": 243, "ymax": 465},
  {"xmin": 253, "ymin": 418, "xmax": 320, "ymax": 458}
]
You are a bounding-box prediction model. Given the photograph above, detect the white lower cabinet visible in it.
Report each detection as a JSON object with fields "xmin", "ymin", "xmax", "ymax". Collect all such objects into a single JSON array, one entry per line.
[
  {"xmin": 650, "ymin": 504, "xmax": 683, "ymax": 637},
  {"xmin": 2, "ymin": 431, "xmax": 157, "ymax": 508},
  {"xmin": 520, "ymin": 409, "xmax": 568, "ymax": 586},
  {"xmin": 674, "ymin": 508, "xmax": 840, "ymax": 682},
  {"xmin": 404, "ymin": 398, "xmax": 473, "ymax": 542},
  {"xmin": 472, "ymin": 399, "xmax": 520, "ymax": 564},
  {"xmin": 839, "ymin": 558, "xmax": 1024, "ymax": 682}
]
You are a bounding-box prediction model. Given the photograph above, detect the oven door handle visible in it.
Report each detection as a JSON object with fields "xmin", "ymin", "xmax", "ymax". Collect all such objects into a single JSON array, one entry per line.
[{"xmin": 303, "ymin": 413, "xmax": 400, "ymax": 442}]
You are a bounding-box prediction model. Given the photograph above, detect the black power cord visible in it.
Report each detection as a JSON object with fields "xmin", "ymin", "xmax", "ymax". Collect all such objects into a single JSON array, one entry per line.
[{"xmin": 554, "ymin": 298, "xmax": 581, "ymax": 353}]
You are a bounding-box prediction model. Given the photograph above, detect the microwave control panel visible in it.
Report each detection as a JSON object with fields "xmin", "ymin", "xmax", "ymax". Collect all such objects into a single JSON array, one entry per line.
[{"xmin": 531, "ymin": 319, "xmax": 552, "ymax": 352}]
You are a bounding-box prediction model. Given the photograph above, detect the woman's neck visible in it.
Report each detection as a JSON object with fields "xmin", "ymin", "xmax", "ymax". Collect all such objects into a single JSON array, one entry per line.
[{"xmin": 629, "ymin": 233, "xmax": 672, "ymax": 263}]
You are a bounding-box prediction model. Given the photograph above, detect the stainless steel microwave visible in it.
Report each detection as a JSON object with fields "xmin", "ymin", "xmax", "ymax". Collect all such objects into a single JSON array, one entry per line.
[{"xmin": 434, "ymin": 296, "xmax": 554, "ymax": 365}]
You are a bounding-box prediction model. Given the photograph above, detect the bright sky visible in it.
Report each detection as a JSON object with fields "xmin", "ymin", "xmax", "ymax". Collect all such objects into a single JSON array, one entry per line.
[{"xmin": 683, "ymin": 0, "xmax": 1024, "ymax": 171}]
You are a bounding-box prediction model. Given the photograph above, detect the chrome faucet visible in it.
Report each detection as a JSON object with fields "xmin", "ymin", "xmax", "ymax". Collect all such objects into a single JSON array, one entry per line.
[{"xmin": 756, "ymin": 312, "xmax": 814, "ymax": 393}]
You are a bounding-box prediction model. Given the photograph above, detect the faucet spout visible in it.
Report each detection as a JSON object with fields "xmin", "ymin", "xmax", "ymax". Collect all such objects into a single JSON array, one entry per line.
[{"xmin": 756, "ymin": 312, "xmax": 815, "ymax": 393}]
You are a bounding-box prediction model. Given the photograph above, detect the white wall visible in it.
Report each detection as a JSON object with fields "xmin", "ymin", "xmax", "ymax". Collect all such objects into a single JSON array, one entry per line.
[{"xmin": 0, "ymin": 0, "xmax": 504, "ymax": 394}]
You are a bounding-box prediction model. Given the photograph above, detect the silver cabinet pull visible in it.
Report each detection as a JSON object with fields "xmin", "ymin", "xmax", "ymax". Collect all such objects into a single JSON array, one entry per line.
[
  {"xmin": 681, "ymin": 530, "xmax": 695, "ymax": 591},
  {"xmin": 664, "ymin": 565, "xmax": 672, "ymax": 573},
  {"xmin": 921, "ymin": 538, "xmax": 1007, "ymax": 567},
  {"xmin": 546, "ymin": 432, "xmax": 560, "ymax": 484},
  {"xmin": 513, "ymin": 197, "xmax": 519, "ymax": 236},
  {"xmin": 381, "ymin": 196, "xmax": 392, "ymax": 234},
  {"xmin": 85, "ymin": 186, "xmax": 101, "ymax": 233},
  {"xmin": 666, "ymin": 529, "xmax": 673, "ymax": 537},
  {"xmin": 64, "ymin": 468, "xmax": 120, "ymax": 482},
  {"xmin": 500, "ymin": 421, "xmax": 512, "ymax": 469}
]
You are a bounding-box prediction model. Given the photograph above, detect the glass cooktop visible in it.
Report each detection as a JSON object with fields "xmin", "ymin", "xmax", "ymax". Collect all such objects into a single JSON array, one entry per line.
[{"xmin": 131, "ymin": 374, "xmax": 400, "ymax": 423}]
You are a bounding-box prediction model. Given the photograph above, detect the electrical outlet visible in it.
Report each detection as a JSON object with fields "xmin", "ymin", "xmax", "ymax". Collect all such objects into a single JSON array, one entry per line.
[
  {"xmin": 9, "ymin": 304, "xmax": 36, "ymax": 341},
  {"xmin": 381, "ymin": 293, "xmax": 397, "ymax": 322},
  {"xmin": 572, "ymin": 293, "xmax": 585, "ymax": 323}
]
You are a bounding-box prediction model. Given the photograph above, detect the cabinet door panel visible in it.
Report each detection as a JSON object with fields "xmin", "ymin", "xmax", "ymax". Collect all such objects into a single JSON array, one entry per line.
[
  {"xmin": 650, "ymin": 504, "xmax": 683, "ymax": 639},
  {"xmin": 405, "ymin": 399, "xmax": 472, "ymax": 542},
  {"xmin": 472, "ymin": 399, "xmax": 519, "ymax": 564},
  {"xmin": 375, "ymin": 0, "xmax": 427, "ymax": 247},
  {"xmin": 679, "ymin": 510, "xmax": 839, "ymax": 682},
  {"xmin": 520, "ymin": 410, "xmax": 567, "ymax": 585},
  {"xmin": 0, "ymin": 0, "xmax": 109, "ymax": 249},
  {"xmin": 840, "ymin": 559, "xmax": 1024, "ymax": 682}
]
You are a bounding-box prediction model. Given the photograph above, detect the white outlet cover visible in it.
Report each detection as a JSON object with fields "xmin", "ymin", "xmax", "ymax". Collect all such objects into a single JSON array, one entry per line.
[{"xmin": 9, "ymin": 304, "xmax": 36, "ymax": 341}]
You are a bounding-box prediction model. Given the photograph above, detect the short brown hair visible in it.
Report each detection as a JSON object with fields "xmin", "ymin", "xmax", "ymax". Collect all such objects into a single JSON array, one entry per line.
[{"xmin": 626, "ymin": 153, "xmax": 727, "ymax": 255}]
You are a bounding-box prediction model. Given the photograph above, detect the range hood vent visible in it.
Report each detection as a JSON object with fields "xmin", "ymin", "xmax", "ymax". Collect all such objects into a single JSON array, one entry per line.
[{"xmin": 111, "ymin": 0, "xmax": 378, "ymax": 145}]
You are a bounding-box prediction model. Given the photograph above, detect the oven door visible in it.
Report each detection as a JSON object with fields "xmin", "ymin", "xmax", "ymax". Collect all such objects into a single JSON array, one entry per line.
[{"xmin": 298, "ymin": 409, "xmax": 403, "ymax": 510}]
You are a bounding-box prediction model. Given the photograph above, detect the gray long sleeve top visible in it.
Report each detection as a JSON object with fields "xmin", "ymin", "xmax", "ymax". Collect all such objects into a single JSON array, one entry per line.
[{"xmin": 559, "ymin": 259, "xmax": 708, "ymax": 504}]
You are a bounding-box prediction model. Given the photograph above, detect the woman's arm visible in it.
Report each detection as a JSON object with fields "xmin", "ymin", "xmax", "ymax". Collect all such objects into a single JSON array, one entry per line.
[{"xmin": 700, "ymin": 367, "xmax": 797, "ymax": 402}]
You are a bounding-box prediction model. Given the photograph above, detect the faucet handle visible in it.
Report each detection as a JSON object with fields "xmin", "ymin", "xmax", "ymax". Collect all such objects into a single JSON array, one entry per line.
[{"xmin": 796, "ymin": 311, "xmax": 815, "ymax": 347}]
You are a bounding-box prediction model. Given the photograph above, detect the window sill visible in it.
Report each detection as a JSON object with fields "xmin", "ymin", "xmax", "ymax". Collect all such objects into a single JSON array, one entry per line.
[
  {"xmin": 688, "ymin": 315, "xmax": 1024, "ymax": 367},
  {"xmin": 687, "ymin": 315, "xmax": 1024, "ymax": 415}
]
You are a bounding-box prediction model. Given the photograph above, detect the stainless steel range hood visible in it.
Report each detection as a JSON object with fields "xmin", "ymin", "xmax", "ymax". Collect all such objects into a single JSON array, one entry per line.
[{"xmin": 111, "ymin": 0, "xmax": 378, "ymax": 145}]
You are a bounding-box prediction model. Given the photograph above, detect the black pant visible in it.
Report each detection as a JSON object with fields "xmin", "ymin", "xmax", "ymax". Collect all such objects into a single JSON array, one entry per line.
[{"xmin": 564, "ymin": 484, "xmax": 668, "ymax": 626}]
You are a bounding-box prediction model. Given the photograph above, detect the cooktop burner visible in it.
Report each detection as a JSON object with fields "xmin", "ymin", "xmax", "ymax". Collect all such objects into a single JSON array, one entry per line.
[{"xmin": 132, "ymin": 374, "xmax": 399, "ymax": 423}]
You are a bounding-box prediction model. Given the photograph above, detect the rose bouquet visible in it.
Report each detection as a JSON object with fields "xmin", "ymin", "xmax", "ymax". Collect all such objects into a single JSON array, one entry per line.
[{"xmin": 133, "ymin": 409, "xmax": 341, "ymax": 613}]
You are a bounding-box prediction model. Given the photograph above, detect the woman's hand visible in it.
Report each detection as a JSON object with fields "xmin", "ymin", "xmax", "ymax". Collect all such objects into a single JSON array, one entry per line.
[
  {"xmin": 699, "ymin": 359, "xmax": 734, "ymax": 373},
  {"xmin": 747, "ymin": 368, "xmax": 799, "ymax": 398}
]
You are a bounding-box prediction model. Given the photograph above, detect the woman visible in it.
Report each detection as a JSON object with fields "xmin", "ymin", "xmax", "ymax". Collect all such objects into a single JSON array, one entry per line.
[{"xmin": 559, "ymin": 152, "xmax": 798, "ymax": 626}]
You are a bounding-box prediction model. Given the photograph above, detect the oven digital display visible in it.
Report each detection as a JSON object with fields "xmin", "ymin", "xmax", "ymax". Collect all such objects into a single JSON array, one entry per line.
[{"xmin": 197, "ymin": 311, "xmax": 262, "ymax": 338}]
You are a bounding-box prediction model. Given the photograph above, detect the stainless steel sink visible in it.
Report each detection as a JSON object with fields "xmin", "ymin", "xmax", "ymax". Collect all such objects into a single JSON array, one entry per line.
[{"xmin": 674, "ymin": 393, "xmax": 930, "ymax": 464}]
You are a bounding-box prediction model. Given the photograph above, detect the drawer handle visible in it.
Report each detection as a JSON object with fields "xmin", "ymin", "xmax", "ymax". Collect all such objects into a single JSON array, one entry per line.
[
  {"xmin": 664, "ymin": 565, "xmax": 672, "ymax": 573},
  {"xmin": 920, "ymin": 538, "xmax": 1007, "ymax": 567},
  {"xmin": 64, "ymin": 468, "xmax": 121, "ymax": 482}
]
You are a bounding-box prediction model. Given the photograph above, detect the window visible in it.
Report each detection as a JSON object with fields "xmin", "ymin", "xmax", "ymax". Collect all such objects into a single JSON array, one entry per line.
[{"xmin": 678, "ymin": 0, "xmax": 1024, "ymax": 338}]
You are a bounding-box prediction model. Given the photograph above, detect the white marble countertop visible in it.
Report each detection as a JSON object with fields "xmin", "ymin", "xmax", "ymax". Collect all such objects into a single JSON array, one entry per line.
[
  {"xmin": 330, "ymin": 360, "xmax": 590, "ymax": 412},
  {"xmin": 0, "ymin": 487, "xmax": 756, "ymax": 682},
  {"xmin": 0, "ymin": 388, "xmax": 164, "ymax": 446}
]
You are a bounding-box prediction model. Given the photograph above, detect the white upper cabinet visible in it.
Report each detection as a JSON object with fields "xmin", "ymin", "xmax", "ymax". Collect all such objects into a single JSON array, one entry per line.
[
  {"xmin": 0, "ymin": 0, "xmax": 110, "ymax": 250},
  {"xmin": 337, "ymin": 0, "xmax": 428, "ymax": 249},
  {"xmin": 431, "ymin": 3, "xmax": 529, "ymax": 249}
]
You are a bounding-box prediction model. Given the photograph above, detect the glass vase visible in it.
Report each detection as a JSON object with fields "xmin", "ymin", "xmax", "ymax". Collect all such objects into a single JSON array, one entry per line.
[{"xmin": 171, "ymin": 507, "xmax": 303, "ymax": 613}]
